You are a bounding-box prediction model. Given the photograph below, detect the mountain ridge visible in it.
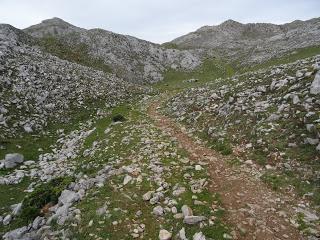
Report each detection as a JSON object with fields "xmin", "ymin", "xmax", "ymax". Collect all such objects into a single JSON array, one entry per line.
[
  {"xmin": 24, "ymin": 17, "xmax": 203, "ymax": 83},
  {"xmin": 170, "ymin": 17, "xmax": 320, "ymax": 64}
]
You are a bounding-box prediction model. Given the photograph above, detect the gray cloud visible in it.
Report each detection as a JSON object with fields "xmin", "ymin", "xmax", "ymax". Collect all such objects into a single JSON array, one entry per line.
[{"xmin": 0, "ymin": 0, "xmax": 319, "ymax": 43}]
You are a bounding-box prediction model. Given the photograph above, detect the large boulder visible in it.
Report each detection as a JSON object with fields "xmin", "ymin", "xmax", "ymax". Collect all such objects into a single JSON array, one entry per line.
[
  {"xmin": 310, "ymin": 71, "xmax": 320, "ymax": 95},
  {"xmin": 4, "ymin": 153, "xmax": 24, "ymax": 169}
]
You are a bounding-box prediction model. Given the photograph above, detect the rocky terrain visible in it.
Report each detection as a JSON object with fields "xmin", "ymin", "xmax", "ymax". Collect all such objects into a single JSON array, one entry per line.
[
  {"xmin": 0, "ymin": 24, "xmax": 148, "ymax": 140},
  {"xmin": 164, "ymin": 55, "xmax": 320, "ymax": 236},
  {"xmin": 1, "ymin": 17, "xmax": 320, "ymax": 240},
  {"xmin": 171, "ymin": 18, "xmax": 320, "ymax": 65}
]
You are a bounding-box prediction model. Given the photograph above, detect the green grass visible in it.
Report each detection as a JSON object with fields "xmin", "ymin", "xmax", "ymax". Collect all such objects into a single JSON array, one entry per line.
[
  {"xmin": 38, "ymin": 36, "xmax": 112, "ymax": 73},
  {"xmin": 0, "ymin": 178, "xmax": 30, "ymax": 215},
  {"xmin": 0, "ymin": 176, "xmax": 74, "ymax": 236},
  {"xmin": 75, "ymin": 102, "xmax": 143, "ymax": 177}
]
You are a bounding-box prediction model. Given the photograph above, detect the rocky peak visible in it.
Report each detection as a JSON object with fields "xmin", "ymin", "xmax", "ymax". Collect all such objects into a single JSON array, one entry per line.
[
  {"xmin": 220, "ymin": 19, "xmax": 243, "ymax": 28},
  {"xmin": 40, "ymin": 17, "xmax": 70, "ymax": 26}
]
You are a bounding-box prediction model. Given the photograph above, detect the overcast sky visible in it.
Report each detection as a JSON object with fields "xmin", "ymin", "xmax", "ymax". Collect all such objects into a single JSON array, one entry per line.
[{"xmin": 0, "ymin": 0, "xmax": 319, "ymax": 43}]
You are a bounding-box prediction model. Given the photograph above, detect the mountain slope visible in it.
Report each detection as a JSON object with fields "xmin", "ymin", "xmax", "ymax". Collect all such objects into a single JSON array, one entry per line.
[
  {"xmin": 0, "ymin": 24, "xmax": 146, "ymax": 141},
  {"xmin": 171, "ymin": 18, "xmax": 320, "ymax": 65},
  {"xmin": 24, "ymin": 18, "xmax": 203, "ymax": 83}
]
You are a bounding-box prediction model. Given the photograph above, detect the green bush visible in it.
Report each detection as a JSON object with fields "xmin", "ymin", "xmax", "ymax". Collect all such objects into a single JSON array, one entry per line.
[{"xmin": 20, "ymin": 176, "xmax": 75, "ymax": 222}]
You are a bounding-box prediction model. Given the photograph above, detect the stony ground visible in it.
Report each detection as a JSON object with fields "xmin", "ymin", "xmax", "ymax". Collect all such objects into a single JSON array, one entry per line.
[
  {"xmin": 1, "ymin": 92, "xmax": 319, "ymax": 239},
  {"xmin": 150, "ymin": 97, "xmax": 318, "ymax": 240}
]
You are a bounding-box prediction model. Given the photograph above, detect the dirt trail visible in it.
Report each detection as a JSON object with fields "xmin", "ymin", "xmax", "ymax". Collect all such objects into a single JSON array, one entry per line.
[{"xmin": 148, "ymin": 101, "xmax": 305, "ymax": 240}]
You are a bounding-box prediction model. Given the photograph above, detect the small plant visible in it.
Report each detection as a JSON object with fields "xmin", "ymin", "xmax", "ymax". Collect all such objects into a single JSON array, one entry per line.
[
  {"xmin": 112, "ymin": 114, "xmax": 126, "ymax": 122},
  {"xmin": 20, "ymin": 176, "xmax": 75, "ymax": 222}
]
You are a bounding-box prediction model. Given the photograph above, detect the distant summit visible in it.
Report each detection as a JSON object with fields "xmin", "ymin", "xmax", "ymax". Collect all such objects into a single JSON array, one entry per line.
[{"xmin": 24, "ymin": 17, "xmax": 83, "ymax": 38}]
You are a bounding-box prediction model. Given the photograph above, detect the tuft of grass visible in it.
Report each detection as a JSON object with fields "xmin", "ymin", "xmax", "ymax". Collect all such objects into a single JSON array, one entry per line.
[{"xmin": 212, "ymin": 140, "xmax": 233, "ymax": 156}]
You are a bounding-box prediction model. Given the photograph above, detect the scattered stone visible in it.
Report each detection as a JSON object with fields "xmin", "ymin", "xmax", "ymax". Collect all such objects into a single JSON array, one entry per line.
[
  {"xmin": 2, "ymin": 226, "xmax": 29, "ymax": 240},
  {"xmin": 143, "ymin": 191, "xmax": 154, "ymax": 201},
  {"xmin": 11, "ymin": 203, "xmax": 22, "ymax": 216},
  {"xmin": 159, "ymin": 229, "xmax": 172, "ymax": 240},
  {"xmin": 193, "ymin": 232, "xmax": 206, "ymax": 240},
  {"xmin": 3, "ymin": 153, "xmax": 24, "ymax": 169},
  {"xmin": 153, "ymin": 205, "xmax": 164, "ymax": 216},
  {"xmin": 305, "ymin": 138, "xmax": 319, "ymax": 145},
  {"xmin": 195, "ymin": 165, "xmax": 202, "ymax": 171},
  {"xmin": 179, "ymin": 227, "xmax": 187, "ymax": 240},
  {"xmin": 310, "ymin": 71, "xmax": 320, "ymax": 94},
  {"xmin": 123, "ymin": 175, "xmax": 133, "ymax": 185},
  {"xmin": 296, "ymin": 208, "xmax": 319, "ymax": 222},
  {"xmin": 3, "ymin": 214, "xmax": 12, "ymax": 225},
  {"xmin": 173, "ymin": 187, "xmax": 186, "ymax": 196},
  {"xmin": 58, "ymin": 190, "xmax": 79, "ymax": 205},
  {"xmin": 183, "ymin": 216, "xmax": 206, "ymax": 225},
  {"xmin": 181, "ymin": 205, "xmax": 193, "ymax": 217}
]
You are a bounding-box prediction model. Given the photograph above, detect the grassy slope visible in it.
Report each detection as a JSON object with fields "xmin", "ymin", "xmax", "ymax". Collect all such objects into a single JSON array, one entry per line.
[{"xmin": 154, "ymin": 57, "xmax": 235, "ymax": 92}]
